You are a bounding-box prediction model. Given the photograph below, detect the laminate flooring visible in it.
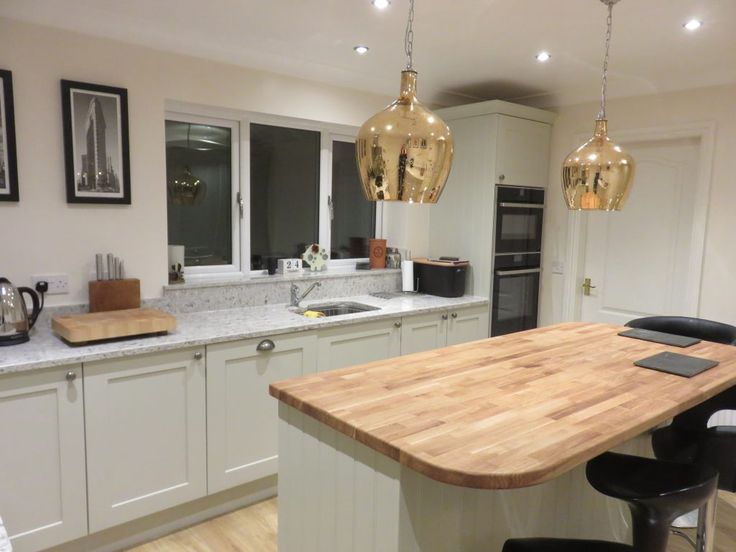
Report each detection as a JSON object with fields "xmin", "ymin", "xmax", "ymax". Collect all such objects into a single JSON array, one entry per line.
[{"xmin": 129, "ymin": 493, "xmax": 736, "ymax": 551}]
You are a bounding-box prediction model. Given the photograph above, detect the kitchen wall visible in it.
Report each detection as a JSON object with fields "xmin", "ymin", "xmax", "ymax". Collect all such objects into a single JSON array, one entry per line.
[
  {"xmin": 0, "ymin": 18, "xmax": 402, "ymax": 305},
  {"xmin": 540, "ymin": 82, "xmax": 736, "ymax": 326}
]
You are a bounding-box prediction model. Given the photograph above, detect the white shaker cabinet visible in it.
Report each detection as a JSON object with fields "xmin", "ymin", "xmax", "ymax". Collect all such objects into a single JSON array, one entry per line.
[
  {"xmin": 400, "ymin": 312, "xmax": 449, "ymax": 354},
  {"xmin": 84, "ymin": 348, "xmax": 207, "ymax": 532},
  {"xmin": 495, "ymin": 115, "xmax": 552, "ymax": 188},
  {"xmin": 317, "ymin": 319, "xmax": 401, "ymax": 371},
  {"xmin": 401, "ymin": 306, "xmax": 490, "ymax": 354},
  {"xmin": 206, "ymin": 331, "xmax": 318, "ymax": 493},
  {"xmin": 0, "ymin": 365, "xmax": 87, "ymax": 552},
  {"xmin": 446, "ymin": 305, "xmax": 490, "ymax": 346}
]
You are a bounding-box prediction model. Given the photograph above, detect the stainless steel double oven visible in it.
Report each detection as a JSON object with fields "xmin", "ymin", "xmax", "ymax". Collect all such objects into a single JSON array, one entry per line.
[{"xmin": 491, "ymin": 186, "xmax": 544, "ymax": 337}]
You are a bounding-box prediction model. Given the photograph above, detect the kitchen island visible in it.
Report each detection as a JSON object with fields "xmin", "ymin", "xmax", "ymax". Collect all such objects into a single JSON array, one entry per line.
[{"xmin": 270, "ymin": 322, "xmax": 736, "ymax": 551}]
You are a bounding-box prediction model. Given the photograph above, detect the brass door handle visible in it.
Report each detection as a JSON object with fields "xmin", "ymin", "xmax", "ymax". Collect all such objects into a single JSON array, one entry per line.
[{"xmin": 582, "ymin": 277, "xmax": 597, "ymax": 296}]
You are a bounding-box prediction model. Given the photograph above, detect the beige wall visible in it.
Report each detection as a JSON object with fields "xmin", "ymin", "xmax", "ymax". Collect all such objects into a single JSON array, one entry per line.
[
  {"xmin": 540, "ymin": 83, "xmax": 736, "ymax": 326},
  {"xmin": 0, "ymin": 18, "xmax": 394, "ymax": 305}
]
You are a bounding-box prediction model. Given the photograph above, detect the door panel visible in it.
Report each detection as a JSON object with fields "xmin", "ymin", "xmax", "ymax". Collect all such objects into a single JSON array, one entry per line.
[
  {"xmin": 84, "ymin": 349, "xmax": 207, "ymax": 532},
  {"xmin": 207, "ymin": 332, "xmax": 318, "ymax": 493},
  {"xmin": 581, "ymin": 138, "xmax": 700, "ymax": 325},
  {"xmin": 401, "ymin": 313, "xmax": 447, "ymax": 355},
  {"xmin": 318, "ymin": 320, "xmax": 401, "ymax": 372},
  {"xmin": 448, "ymin": 306, "xmax": 490, "ymax": 345},
  {"xmin": 0, "ymin": 366, "xmax": 87, "ymax": 552}
]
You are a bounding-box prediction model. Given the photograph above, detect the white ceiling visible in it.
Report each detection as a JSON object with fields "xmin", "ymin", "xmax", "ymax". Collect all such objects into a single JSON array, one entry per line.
[{"xmin": 2, "ymin": 0, "xmax": 735, "ymax": 108}]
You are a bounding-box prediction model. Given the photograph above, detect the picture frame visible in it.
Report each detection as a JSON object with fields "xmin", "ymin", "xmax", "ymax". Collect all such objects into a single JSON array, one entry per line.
[
  {"xmin": 61, "ymin": 80, "xmax": 131, "ymax": 204},
  {"xmin": 0, "ymin": 69, "xmax": 19, "ymax": 202}
]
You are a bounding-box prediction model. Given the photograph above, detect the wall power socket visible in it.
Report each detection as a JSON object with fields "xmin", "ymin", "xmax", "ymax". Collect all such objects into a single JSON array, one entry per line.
[{"xmin": 31, "ymin": 274, "xmax": 70, "ymax": 295}]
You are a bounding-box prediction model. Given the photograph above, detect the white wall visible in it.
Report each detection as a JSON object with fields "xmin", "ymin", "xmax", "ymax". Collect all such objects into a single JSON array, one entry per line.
[
  {"xmin": 0, "ymin": 18, "xmax": 400, "ymax": 305},
  {"xmin": 540, "ymin": 83, "xmax": 736, "ymax": 326}
]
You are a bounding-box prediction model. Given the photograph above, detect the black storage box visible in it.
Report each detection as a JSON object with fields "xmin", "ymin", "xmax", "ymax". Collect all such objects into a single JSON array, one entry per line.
[{"xmin": 414, "ymin": 259, "xmax": 468, "ymax": 298}]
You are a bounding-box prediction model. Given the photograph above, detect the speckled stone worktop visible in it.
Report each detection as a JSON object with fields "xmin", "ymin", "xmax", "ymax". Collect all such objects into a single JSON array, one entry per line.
[{"xmin": 0, "ymin": 294, "xmax": 488, "ymax": 375}]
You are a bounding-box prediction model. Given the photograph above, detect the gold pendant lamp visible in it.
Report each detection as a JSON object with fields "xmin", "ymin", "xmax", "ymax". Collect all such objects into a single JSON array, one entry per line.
[
  {"xmin": 356, "ymin": 0, "xmax": 454, "ymax": 203},
  {"xmin": 562, "ymin": 0, "xmax": 635, "ymax": 211}
]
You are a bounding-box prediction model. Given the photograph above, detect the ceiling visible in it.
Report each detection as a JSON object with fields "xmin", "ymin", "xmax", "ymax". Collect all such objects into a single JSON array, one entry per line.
[{"xmin": 2, "ymin": 0, "xmax": 735, "ymax": 108}]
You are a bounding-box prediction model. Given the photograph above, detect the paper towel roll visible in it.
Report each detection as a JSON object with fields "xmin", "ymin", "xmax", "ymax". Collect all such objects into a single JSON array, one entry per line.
[{"xmin": 401, "ymin": 260, "xmax": 415, "ymax": 292}]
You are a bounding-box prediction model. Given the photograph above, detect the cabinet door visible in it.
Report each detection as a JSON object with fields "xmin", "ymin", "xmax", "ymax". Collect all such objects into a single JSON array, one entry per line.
[
  {"xmin": 0, "ymin": 366, "xmax": 87, "ymax": 552},
  {"xmin": 84, "ymin": 348, "xmax": 207, "ymax": 532},
  {"xmin": 496, "ymin": 115, "xmax": 551, "ymax": 188},
  {"xmin": 447, "ymin": 306, "xmax": 490, "ymax": 346},
  {"xmin": 207, "ymin": 332, "xmax": 318, "ymax": 493},
  {"xmin": 318, "ymin": 319, "xmax": 401, "ymax": 372},
  {"xmin": 401, "ymin": 312, "xmax": 448, "ymax": 355}
]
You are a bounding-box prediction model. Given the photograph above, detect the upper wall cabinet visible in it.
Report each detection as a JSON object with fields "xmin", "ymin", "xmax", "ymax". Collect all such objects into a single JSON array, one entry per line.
[
  {"xmin": 496, "ymin": 115, "xmax": 552, "ymax": 188},
  {"xmin": 0, "ymin": 365, "xmax": 87, "ymax": 552}
]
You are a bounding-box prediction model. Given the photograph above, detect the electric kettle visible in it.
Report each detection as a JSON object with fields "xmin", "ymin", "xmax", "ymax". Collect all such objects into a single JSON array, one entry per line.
[{"xmin": 0, "ymin": 278, "xmax": 42, "ymax": 346}]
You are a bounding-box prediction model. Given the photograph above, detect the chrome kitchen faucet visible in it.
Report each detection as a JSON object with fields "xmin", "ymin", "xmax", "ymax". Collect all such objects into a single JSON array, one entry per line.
[{"xmin": 290, "ymin": 281, "xmax": 322, "ymax": 307}]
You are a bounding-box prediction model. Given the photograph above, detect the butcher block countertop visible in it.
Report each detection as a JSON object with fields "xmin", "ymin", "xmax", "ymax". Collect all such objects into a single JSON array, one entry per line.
[{"xmin": 270, "ymin": 322, "xmax": 736, "ymax": 490}]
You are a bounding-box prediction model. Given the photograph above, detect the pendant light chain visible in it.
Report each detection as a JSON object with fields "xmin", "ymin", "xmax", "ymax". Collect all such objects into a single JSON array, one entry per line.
[
  {"xmin": 404, "ymin": 0, "xmax": 415, "ymax": 70},
  {"xmin": 597, "ymin": 0, "xmax": 615, "ymax": 120}
]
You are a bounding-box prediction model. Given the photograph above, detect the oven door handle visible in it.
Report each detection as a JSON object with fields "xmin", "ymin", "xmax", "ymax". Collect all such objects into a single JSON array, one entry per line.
[
  {"xmin": 498, "ymin": 202, "xmax": 545, "ymax": 209},
  {"xmin": 495, "ymin": 268, "xmax": 542, "ymax": 276}
]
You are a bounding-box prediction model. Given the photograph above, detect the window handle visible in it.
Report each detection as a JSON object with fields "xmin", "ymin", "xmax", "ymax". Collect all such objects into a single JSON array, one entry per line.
[
  {"xmin": 328, "ymin": 195, "xmax": 334, "ymax": 221},
  {"xmin": 236, "ymin": 191, "xmax": 244, "ymax": 219}
]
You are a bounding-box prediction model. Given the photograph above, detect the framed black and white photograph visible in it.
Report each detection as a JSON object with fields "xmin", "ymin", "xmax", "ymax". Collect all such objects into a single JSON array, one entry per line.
[
  {"xmin": 61, "ymin": 80, "xmax": 130, "ymax": 204},
  {"xmin": 0, "ymin": 69, "xmax": 19, "ymax": 202}
]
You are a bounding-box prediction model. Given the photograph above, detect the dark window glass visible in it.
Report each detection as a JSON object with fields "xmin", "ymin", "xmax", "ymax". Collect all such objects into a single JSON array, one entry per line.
[
  {"xmin": 330, "ymin": 141, "xmax": 375, "ymax": 259},
  {"xmin": 250, "ymin": 123, "xmax": 320, "ymax": 270},
  {"xmin": 166, "ymin": 120, "xmax": 232, "ymax": 266}
]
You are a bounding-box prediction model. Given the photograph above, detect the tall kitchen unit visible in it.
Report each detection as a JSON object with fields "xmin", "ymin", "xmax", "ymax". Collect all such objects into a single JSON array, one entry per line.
[{"xmin": 430, "ymin": 101, "xmax": 555, "ymax": 337}]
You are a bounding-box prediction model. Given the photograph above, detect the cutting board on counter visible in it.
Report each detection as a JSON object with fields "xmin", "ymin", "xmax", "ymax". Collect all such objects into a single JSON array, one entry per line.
[{"xmin": 52, "ymin": 308, "xmax": 176, "ymax": 344}]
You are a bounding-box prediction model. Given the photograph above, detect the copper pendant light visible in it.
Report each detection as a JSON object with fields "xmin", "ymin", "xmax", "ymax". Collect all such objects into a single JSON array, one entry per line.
[
  {"xmin": 562, "ymin": 0, "xmax": 635, "ymax": 211},
  {"xmin": 356, "ymin": 0, "xmax": 454, "ymax": 203}
]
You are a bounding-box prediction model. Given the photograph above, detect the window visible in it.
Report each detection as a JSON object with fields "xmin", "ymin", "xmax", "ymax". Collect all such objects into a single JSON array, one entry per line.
[
  {"xmin": 165, "ymin": 106, "xmax": 381, "ymax": 278},
  {"xmin": 330, "ymin": 139, "xmax": 376, "ymax": 259},
  {"xmin": 249, "ymin": 124, "xmax": 321, "ymax": 271},
  {"xmin": 165, "ymin": 114, "xmax": 240, "ymax": 274}
]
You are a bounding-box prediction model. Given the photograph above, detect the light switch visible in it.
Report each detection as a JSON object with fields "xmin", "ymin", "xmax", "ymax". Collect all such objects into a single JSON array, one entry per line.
[{"xmin": 550, "ymin": 260, "xmax": 564, "ymax": 275}]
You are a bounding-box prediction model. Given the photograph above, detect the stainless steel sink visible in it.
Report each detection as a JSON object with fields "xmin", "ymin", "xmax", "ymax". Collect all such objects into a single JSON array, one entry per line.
[{"xmin": 296, "ymin": 302, "xmax": 379, "ymax": 317}]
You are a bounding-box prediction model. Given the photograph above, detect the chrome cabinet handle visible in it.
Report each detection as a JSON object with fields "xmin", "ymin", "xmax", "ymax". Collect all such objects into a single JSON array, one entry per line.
[
  {"xmin": 257, "ymin": 339, "xmax": 276, "ymax": 352},
  {"xmin": 441, "ymin": 314, "xmax": 448, "ymax": 320},
  {"xmin": 394, "ymin": 321, "xmax": 402, "ymax": 328},
  {"xmin": 451, "ymin": 312, "xmax": 458, "ymax": 319},
  {"xmin": 66, "ymin": 371, "xmax": 77, "ymax": 382},
  {"xmin": 194, "ymin": 351, "xmax": 203, "ymax": 360}
]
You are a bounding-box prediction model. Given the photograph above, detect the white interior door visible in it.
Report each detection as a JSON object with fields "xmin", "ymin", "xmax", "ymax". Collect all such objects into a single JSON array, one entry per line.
[{"xmin": 580, "ymin": 137, "xmax": 701, "ymax": 325}]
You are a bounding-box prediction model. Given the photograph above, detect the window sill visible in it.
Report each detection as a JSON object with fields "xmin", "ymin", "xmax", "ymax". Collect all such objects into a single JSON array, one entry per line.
[{"xmin": 163, "ymin": 267, "xmax": 401, "ymax": 292}]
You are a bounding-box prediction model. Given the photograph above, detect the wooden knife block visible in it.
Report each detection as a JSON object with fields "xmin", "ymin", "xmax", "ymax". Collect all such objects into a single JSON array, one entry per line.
[{"xmin": 89, "ymin": 279, "xmax": 141, "ymax": 313}]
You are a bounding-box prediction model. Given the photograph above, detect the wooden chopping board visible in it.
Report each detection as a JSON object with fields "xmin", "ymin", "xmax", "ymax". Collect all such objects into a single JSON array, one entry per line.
[{"xmin": 52, "ymin": 308, "xmax": 176, "ymax": 344}]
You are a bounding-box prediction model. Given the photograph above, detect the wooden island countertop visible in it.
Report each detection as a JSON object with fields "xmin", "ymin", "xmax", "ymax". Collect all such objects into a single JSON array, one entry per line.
[{"xmin": 269, "ymin": 322, "xmax": 736, "ymax": 490}]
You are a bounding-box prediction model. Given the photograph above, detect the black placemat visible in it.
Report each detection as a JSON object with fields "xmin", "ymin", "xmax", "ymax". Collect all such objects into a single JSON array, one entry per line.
[
  {"xmin": 619, "ymin": 328, "xmax": 701, "ymax": 348},
  {"xmin": 634, "ymin": 351, "xmax": 719, "ymax": 378}
]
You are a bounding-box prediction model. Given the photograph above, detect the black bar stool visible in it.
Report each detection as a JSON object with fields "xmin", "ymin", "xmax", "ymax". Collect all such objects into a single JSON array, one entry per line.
[
  {"xmin": 503, "ymin": 539, "xmax": 633, "ymax": 551},
  {"xmin": 503, "ymin": 452, "xmax": 718, "ymax": 552},
  {"xmin": 625, "ymin": 316, "xmax": 736, "ymax": 345}
]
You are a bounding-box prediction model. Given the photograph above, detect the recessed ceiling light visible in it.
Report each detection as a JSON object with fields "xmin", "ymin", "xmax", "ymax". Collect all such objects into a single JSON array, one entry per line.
[
  {"xmin": 372, "ymin": 0, "xmax": 390, "ymax": 9},
  {"xmin": 535, "ymin": 51, "xmax": 551, "ymax": 62},
  {"xmin": 683, "ymin": 19, "xmax": 703, "ymax": 31},
  {"xmin": 354, "ymin": 45, "xmax": 370, "ymax": 55}
]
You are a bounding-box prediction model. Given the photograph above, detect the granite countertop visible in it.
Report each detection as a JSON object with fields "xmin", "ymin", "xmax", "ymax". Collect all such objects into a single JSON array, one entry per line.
[{"xmin": 0, "ymin": 294, "xmax": 488, "ymax": 375}]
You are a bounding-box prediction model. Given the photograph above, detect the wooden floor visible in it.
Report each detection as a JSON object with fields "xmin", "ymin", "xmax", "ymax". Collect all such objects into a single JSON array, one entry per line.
[{"xmin": 129, "ymin": 493, "xmax": 736, "ymax": 551}]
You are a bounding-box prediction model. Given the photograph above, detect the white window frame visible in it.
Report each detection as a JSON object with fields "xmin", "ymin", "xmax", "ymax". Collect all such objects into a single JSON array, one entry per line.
[
  {"xmin": 165, "ymin": 111, "xmax": 242, "ymax": 280},
  {"xmin": 165, "ymin": 101, "xmax": 383, "ymax": 280}
]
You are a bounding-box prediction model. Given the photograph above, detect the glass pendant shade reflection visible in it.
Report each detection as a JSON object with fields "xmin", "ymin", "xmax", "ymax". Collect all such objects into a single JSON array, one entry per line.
[
  {"xmin": 168, "ymin": 123, "xmax": 207, "ymax": 206},
  {"xmin": 168, "ymin": 165, "xmax": 207, "ymax": 206},
  {"xmin": 355, "ymin": 0, "xmax": 454, "ymax": 203},
  {"xmin": 562, "ymin": 0, "xmax": 635, "ymax": 211},
  {"xmin": 356, "ymin": 70, "xmax": 453, "ymax": 202}
]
